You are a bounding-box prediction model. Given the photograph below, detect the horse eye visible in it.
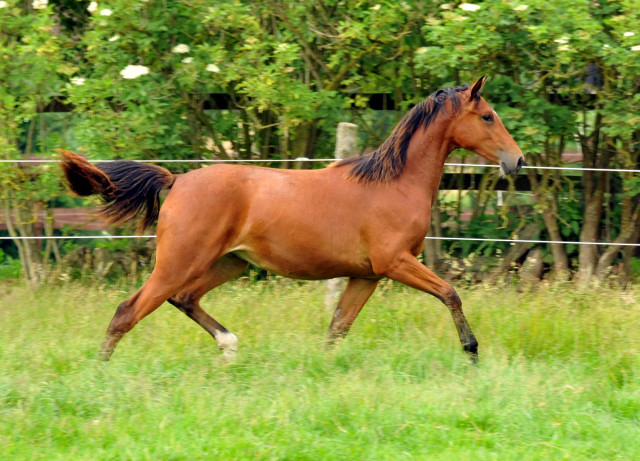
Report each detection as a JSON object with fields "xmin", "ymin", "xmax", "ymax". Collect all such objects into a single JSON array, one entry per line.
[{"xmin": 481, "ymin": 114, "xmax": 494, "ymax": 122}]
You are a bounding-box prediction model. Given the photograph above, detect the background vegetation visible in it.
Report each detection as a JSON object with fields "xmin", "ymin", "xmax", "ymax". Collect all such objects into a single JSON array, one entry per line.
[{"xmin": 1, "ymin": 0, "xmax": 639, "ymax": 283}]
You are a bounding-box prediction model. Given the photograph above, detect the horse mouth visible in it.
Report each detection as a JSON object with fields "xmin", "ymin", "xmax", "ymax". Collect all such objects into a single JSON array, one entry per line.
[{"xmin": 501, "ymin": 157, "xmax": 524, "ymax": 175}]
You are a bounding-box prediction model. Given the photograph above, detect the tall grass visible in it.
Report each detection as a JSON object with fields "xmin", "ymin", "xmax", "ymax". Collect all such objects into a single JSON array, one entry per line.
[{"xmin": 1, "ymin": 280, "xmax": 639, "ymax": 460}]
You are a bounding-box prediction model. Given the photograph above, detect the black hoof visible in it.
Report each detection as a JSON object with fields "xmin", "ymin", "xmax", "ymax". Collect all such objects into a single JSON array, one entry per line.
[{"xmin": 463, "ymin": 339, "xmax": 479, "ymax": 364}]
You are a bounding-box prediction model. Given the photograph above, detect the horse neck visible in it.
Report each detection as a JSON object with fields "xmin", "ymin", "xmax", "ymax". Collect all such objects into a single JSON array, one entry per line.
[{"xmin": 400, "ymin": 117, "xmax": 456, "ymax": 200}]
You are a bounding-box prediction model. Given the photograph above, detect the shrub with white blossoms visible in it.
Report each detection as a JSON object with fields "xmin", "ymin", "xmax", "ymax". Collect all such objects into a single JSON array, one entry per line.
[
  {"xmin": 32, "ymin": 0, "xmax": 48, "ymax": 9},
  {"xmin": 119, "ymin": 65, "xmax": 150, "ymax": 79},
  {"xmin": 458, "ymin": 3, "xmax": 480, "ymax": 11},
  {"xmin": 172, "ymin": 44, "xmax": 190, "ymax": 54}
]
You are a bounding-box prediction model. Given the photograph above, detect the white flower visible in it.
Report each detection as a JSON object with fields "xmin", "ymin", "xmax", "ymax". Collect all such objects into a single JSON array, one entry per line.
[
  {"xmin": 100, "ymin": 8, "xmax": 112, "ymax": 16},
  {"xmin": 181, "ymin": 57, "xmax": 193, "ymax": 64},
  {"xmin": 624, "ymin": 32, "xmax": 635, "ymax": 37},
  {"xmin": 171, "ymin": 44, "xmax": 190, "ymax": 54},
  {"xmin": 371, "ymin": 4, "xmax": 381, "ymax": 10},
  {"xmin": 558, "ymin": 45, "xmax": 570, "ymax": 52},
  {"xmin": 513, "ymin": 5, "xmax": 528, "ymax": 11},
  {"xmin": 554, "ymin": 37, "xmax": 569, "ymax": 44},
  {"xmin": 459, "ymin": 3, "xmax": 480, "ymax": 12},
  {"xmin": 206, "ymin": 63, "xmax": 220, "ymax": 73},
  {"xmin": 87, "ymin": 1, "xmax": 98, "ymax": 13},
  {"xmin": 0, "ymin": 1, "xmax": 8, "ymax": 8},
  {"xmin": 602, "ymin": 44, "xmax": 610, "ymax": 49},
  {"xmin": 70, "ymin": 77, "xmax": 86, "ymax": 85},
  {"xmin": 632, "ymin": 45, "xmax": 640, "ymax": 51},
  {"xmin": 415, "ymin": 47, "xmax": 429, "ymax": 55},
  {"xmin": 32, "ymin": 0, "xmax": 48, "ymax": 9},
  {"xmin": 108, "ymin": 35, "xmax": 120, "ymax": 42},
  {"xmin": 120, "ymin": 64, "xmax": 150, "ymax": 79},
  {"xmin": 440, "ymin": 3, "xmax": 453, "ymax": 9}
]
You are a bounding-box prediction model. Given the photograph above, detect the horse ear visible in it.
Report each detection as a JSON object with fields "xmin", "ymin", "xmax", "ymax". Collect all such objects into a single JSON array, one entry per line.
[{"xmin": 470, "ymin": 76, "xmax": 487, "ymax": 101}]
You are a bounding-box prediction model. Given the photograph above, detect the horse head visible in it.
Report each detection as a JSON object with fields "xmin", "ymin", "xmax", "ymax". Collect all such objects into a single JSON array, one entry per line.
[{"xmin": 450, "ymin": 76, "xmax": 525, "ymax": 175}]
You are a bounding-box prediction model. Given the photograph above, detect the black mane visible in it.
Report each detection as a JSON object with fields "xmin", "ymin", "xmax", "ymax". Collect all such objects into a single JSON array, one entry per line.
[{"xmin": 339, "ymin": 84, "xmax": 473, "ymax": 182}]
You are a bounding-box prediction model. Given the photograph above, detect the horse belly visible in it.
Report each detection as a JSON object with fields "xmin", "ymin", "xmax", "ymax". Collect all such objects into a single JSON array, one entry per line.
[{"xmin": 231, "ymin": 244, "xmax": 373, "ymax": 280}]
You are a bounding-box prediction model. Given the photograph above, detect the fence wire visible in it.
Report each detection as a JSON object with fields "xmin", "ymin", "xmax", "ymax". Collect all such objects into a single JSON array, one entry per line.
[
  {"xmin": 1, "ymin": 234, "xmax": 639, "ymax": 247},
  {"xmin": 2, "ymin": 157, "xmax": 639, "ymax": 247},
  {"xmin": 2, "ymin": 157, "xmax": 640, "ymax": 174}
]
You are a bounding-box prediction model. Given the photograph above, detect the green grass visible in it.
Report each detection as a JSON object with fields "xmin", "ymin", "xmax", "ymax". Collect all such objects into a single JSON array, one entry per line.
[{"xmin": 1, "ymin": 279, "xmax": 640, "ymax": 460}]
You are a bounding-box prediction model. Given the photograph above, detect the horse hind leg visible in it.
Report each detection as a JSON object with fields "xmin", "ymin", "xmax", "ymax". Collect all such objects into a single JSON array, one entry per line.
[
  {"xmin": 168, "ymin": 254, "xmax": 249, "ymax": 360},
  {"xmin": 100, "ymin": 269, "xmax": 187, "ymax": 361},
  {"xmin": 326, "ymin": 277, "xmax": 379, "ymax": 345}
]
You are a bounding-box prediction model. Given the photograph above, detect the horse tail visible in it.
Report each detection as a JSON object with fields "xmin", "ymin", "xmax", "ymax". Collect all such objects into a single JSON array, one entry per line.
[{"xmin": 58, "ymin": 149, "xmax": 176, "ymax": 232}]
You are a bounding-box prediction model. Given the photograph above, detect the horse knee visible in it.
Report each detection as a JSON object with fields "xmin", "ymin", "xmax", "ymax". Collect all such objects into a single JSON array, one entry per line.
[
  {"xmin": 441, "ymin": 286, "xmax": 461, "ymax": 308},
  {"xmin": 108, "ymin": 300, "xmax": 138, "ymax": 334}
]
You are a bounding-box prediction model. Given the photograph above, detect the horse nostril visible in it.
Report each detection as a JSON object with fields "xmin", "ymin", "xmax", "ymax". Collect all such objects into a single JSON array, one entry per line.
[{"xmin": 516, "ymin": 156, "xmax": 525, "ymax": 172}]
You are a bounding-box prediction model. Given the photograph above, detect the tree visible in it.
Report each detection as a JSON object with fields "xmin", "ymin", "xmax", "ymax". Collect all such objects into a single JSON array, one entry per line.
[
  {"xmin": 0, "ymin": 0, "xmax": 65, "ymax": 282},
  {"xmin": 418, "ymin": 0, "xmax": 640, "ymax": 281}
]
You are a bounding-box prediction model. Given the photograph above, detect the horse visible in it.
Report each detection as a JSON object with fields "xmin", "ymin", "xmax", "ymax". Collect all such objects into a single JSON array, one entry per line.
[{"xmin": 60, "ymin": 76, "xmax": 524, "ymax": 363}]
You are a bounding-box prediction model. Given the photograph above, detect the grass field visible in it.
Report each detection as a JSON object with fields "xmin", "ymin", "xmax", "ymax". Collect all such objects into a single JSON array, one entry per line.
[{"xmin": 1, "ymin": 279, "xmax": 640, "ymax": 460}]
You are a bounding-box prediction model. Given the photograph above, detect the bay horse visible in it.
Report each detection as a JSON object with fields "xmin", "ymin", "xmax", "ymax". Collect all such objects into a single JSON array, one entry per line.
[{"xmin": 60, "ymin": 76, "xmax": 524, "ymax": 363}]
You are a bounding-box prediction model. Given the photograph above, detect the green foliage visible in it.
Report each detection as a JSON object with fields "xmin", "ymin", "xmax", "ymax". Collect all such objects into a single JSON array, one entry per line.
[
  {"xmin": 0, "ymin": 255, "xmax": 21, "ymax": 280},
  {"xmin": 0, "ymin": 0, "xmax": 65, "ymax": 203},
  {"xmin": 1, "ymin": 0, "xmax": 640, "ymax": 278},
  {"xmin": 0, "ymin": 0, "xmax": 63, "ymax": 157}
]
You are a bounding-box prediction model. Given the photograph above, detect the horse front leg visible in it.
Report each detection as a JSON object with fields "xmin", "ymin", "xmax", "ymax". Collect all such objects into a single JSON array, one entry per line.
[
  {"xmin": 326, "ymin": 277, "xmax": 379, "ymax": 345},
  {"xmin": 384, "ymin": 254, "xmax": 478, "ymax": 363}
]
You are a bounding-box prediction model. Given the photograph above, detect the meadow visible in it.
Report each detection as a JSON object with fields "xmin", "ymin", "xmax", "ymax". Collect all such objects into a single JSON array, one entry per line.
[{"xmin": 1, "ymin": 279, "xmax": 639, "ymax": 460}]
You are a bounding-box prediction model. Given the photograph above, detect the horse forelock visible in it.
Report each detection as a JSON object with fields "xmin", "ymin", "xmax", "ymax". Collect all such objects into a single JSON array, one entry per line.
[{"xmin": 342, "ymin": 84, "xmax": 471, "ymax": 183}]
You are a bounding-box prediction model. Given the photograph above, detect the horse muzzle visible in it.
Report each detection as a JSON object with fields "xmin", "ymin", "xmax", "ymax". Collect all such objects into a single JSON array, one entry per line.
[{"xmin": 500, "ymin": 155, "xmax": 525, "ymax": 175}]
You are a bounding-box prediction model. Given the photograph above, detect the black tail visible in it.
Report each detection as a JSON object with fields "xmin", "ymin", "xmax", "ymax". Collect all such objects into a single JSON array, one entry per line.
[{"xmin": 59, "ymin": 150, "xmax": 175, "ymax": 232}]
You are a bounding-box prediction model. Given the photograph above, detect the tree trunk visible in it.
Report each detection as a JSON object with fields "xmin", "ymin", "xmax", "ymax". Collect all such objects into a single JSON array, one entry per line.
[
  {"xmin": 520, "ymin": 247, "xmax": 544, "ymax": 282},
  {"xmin": 576, "ymin": 190, "xmax": 604, "ymax": 282},
  {"xmin": 595, "ymin": 191, "xmax": 640, "ymax": 279},
  {"xmin": 487, "ymin": 221, "xmax": 541, "ymax": 281},
  {"xmin": 527, "ymin": 168, "xmax": 569, "ymax": 279},
  {"xmin": 575, "ymin": 117, "xmax": 609, "ymax": 285},
  {"xmin": 290, "ymin": 120, "xmax": 318, "ymax": 164},
  {"xmin": 424, "ymin": 196, "xmax": 444, "ymax": 269},
  {"xmin": 4, "ymin": 200, "xmax": 43, "ymax": 284}
]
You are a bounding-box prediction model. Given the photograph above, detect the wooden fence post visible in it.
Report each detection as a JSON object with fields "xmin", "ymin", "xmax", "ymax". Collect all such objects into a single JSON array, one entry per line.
[{"xmin": 325, "ymin": 122, "xmax": 359, "ymax": 311}]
